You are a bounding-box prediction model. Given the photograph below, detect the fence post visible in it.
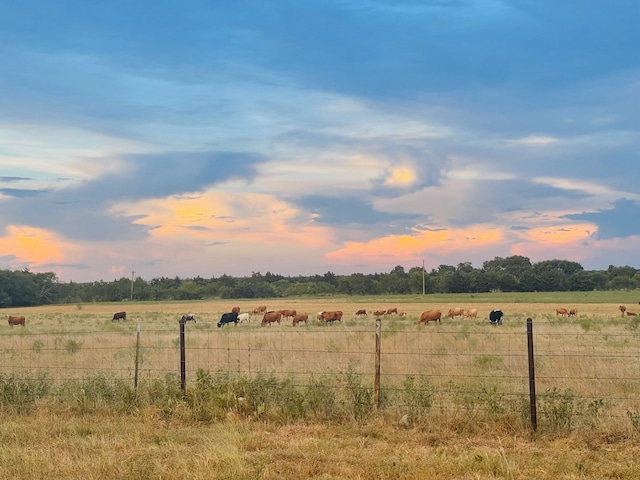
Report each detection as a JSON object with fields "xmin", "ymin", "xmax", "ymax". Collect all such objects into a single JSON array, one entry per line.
[
  {"xmin": 527, "ymin": 317, "xmax": 538, "ymax": 432},
  {"xmin": 179, "ymin": 316, "xmax": 186, "ymax": 396},
  {"xmin": 134, "ymin": 323, "xmax": 141, "ymax": 389},
  {"xmin": 374, "ymin": 316, "xmax": 381, "ymax": 410}
]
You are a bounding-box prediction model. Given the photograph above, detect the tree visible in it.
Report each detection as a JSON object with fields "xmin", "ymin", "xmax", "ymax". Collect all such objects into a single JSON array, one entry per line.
[{"xmin": 483, "ymin": 255, "xmax": 532, "ymax": 280}]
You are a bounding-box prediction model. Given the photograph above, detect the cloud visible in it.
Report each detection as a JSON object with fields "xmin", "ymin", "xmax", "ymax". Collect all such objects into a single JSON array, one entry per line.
[
  {"xmin": 0, "ymin": 176, "xmax": 32, "ymax": 182},
  {"xmin": 564, "ymin": 198, "xmax": 640, "ymax": 239},
  {"xmin": 326, "ymin": 223, "xmax": 506, "ymax": 271},
  {"xmin": 293, "ymin": 194, "xmax": 420, "ymax": 227},
  {"xmin": 0, "ymin": 188, "xmax": 48, "ymax": 198},
  {"xmin": 0, "ymin": 151, "xmax": 268, "ymax": 242}
]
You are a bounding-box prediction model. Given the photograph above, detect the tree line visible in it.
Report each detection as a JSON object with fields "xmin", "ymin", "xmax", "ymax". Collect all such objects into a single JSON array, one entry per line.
[{"xmin": 1, "ymin": 255, "xmax": 639, "ymax": 308}]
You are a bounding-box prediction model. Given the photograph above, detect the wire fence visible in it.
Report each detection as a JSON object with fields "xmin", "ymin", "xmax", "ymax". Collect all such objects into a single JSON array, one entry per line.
[{"xmin": 1, "ymin": 318, "xmax": 639, "ymax": 425}]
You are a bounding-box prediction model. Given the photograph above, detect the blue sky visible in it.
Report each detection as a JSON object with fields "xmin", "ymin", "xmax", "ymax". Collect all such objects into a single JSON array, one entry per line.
[{"xmin": 1, "ymin": 0, "xmax": 639, "ymax": 282}]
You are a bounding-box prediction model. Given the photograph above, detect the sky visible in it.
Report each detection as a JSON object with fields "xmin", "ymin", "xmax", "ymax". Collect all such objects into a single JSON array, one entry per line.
[{"xmin": 1, "ymin": 1, "xmax": 639, "ymax": 282}]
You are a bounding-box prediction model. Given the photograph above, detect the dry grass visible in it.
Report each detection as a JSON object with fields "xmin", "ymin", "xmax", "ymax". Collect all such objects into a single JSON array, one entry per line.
[
  {"xmin": 0, "ymin": 409, "xmax": 638, "ymax": 479},
  {"xmin": 1, "ymin": 296, "xmax": 640, "ymax": 478}
]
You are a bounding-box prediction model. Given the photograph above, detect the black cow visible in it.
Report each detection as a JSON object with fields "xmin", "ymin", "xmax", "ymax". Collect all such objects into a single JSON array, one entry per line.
[
  {"xmin": 489, "ymin": 309, "xmax": 503, "ymax": 325},
  {"xmin": 112, "ymin": 311, "xmax": 126, "ymax": 321},
  {"xmin": 217, "ymin": 311, "xmax": 239, "ymax": 328}
]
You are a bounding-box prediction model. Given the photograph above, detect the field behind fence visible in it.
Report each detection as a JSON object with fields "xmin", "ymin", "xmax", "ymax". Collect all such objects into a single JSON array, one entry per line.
[{"xmin": 2, "ymin": 297, "xmax": 640, "ymax": 431}]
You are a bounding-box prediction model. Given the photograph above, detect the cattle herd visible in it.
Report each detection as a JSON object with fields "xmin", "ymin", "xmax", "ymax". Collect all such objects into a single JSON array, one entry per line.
[
  {"xmin": 5, "ymin": 302, "xmax": 640, "ymax": 329},
  {"xmin": 209, "ymin": 306, "xmax": 505, "ymax": 328}
]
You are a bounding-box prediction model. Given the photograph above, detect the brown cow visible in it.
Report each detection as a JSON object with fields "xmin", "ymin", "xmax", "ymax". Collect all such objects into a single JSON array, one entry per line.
[
  {"xmin": 292, "ymin": 313, "xmax": 309, "ymax": 326},
  {"xmin": 252, "ymin": 305, "xmax": 267, "ymax": 315},
  {"xmin": 316, "ymin": 311, "xmax": 325, "ymax": 321},
  {"xmin": 464, "ymin": 308, "xmax": 478, "ymax": 319},
  {"xmin": 373, "ymin": 310, "xmax": 386, "ymax": 316},
  {"xmin": 279, "ymin": 309, "xmax": 297, "ymax": 320},
  {"xmin": 568, "ymin": 309, "xmax": 578, "ymax": 317},
  {"xmin": 556, "ymin": 307, "xmax": 568, "ymax": 317},
  {"xmin": 386, "ymin": 307, "xmax": 398, "ymax": 315},
  {"xmin": 619, "ymin": 305, "xmax": 627, "ymax": 316},
  {"xmin": 321, "ymin": 311, "xmax": 343, "ymax": 323},
  {"xmin": 261, "ymin": 311, "xmax": 282, "ymax": 326},
  {"xmin": 231, "ymin": 306, "xmax": 240, "ymax": 314},
  {"xmin": 7, "ymin": 315, "xmax": 25, "ymax": 327},
  {"xmin": 355, "ymin": 309, "xmax": 367, "ymax": 317},
  {"xmin": 446, "ymin": 308, "xmax": 464, "ymax": 319},
  {"xmin": 627, "ymin": 311, "xmax": 637, "ymax": 316},
  {"xmin": 399, "ymin": 311, "xmax": 407, "ymax": 316},
  {"xmin": 112, "ymin": 311, "xmax": 126, "ymax": 321},
  {"xmin": 417, "ymin": 309, "xmax": 441, "ymax": 325}
]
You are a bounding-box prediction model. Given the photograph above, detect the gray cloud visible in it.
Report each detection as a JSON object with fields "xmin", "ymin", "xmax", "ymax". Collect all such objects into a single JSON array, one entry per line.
[
  {"xmin": 0, "ymin": 150, "xmax": 268, "ymax": 241},
  {"xmin": 0, "ymin": 177, "xmax": 32, "ymax": 182},
  {"xmin": 0, "ymin": 188, "xmax": 48, "ymax": 198},
  {"xmin": 293, "ymin": 194, "xmax": 420, "ymax": 227},
  {"xmin": 564, "ymin": 198, "xmax": 640, "ymax": 239}
]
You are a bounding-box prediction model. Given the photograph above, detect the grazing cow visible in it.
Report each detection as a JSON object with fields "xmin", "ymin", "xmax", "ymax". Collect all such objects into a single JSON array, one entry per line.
[
  {"xmin": 355, "ymin": 309, "xmax": 367, "ymax": 317},
  {"xmin": 373, "ymin": 310, "xmax": 386, "ymax": 316},
  {"xmin": 321, "ymin": 311, "xmax": 343, "ymax": 323},
  {"xmin": 217, "ymin": 311, "xmax": 239, "ymax": 328},
  {"xmin": 556, "ymin": 307, "xmax": 569, "ymax": 317},
  {"xmin": 627, "ymin": 311, "xmax": 638, "ymax": 317},
  {"xmin": 231, "ymin": 306, "xmax": 240, "ymax": 314},
  {"xmin": 181, "ymin": 313, "xmax": 196, "ymax": 323},
  {"xmin": 568, "ymin": 309, "xmax": 578, "ymax": 317},
  {"xmin": 464, "ymin": 308, "xmax": 478, "ymax": 319},
  {"xmin": 238, "ymin": 313, "xmax": 250, "ymax": 323},
  {"xmin": 489, "ymin": 309, "xmax": 504, "ymax": 325},
  {"xmin": 316, "ymin": 311, "xmax": 325, "ymax": 321},
  {"xmin": 292, "ymin": 313, "xmax": 309, "ymax": 326},
  {"xmin": 279, "ymin": 309, "xmax": 297, "ymax": 320},
  {"xmin": 386, "ymin": 307, "xmax": 398, "ymax": 315},
  {"xmin": 261, "ymin": 311, "xmax": 282, "ymax": 326},
  {"xmin": 252, "ymin": 305, "xmax": 267, "ymax": 315},
  {"xmin": 446, "ymin": 308, "xmax": 464, "ymax": 319},
  {"xmin": 7, "ymin": 315, "xmax": 25, "ymax": 327},
  {"xmin": 399, "ymin": 311, "xmax": 407, "ymax": 316},
  {"xmin": 417, "ymin": 309, "xmax": 441, "ymax": 325},
  {"xmin": 112, "ymin": 311, "xmax": 126, "ymax": 322}
]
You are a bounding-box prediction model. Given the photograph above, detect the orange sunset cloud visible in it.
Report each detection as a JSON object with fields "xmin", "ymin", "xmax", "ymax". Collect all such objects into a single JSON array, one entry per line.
[
  {"xmin": 326, "ymin": 226, "xmax": 503, "ymax": 264},
  {"xmin": 0, "ymin": 225, "xmax": 68, "ymax": 265},
  {"xmin": 511, "ymin": 223, "xmax": 595, "ymax": 261},
  {"xmin": 117, "ymin": 190, "xmax": 334, "ymax": 249}
]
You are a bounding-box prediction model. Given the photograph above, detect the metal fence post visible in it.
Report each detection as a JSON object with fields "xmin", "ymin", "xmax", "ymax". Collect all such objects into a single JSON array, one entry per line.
[
  {"xmin": 374, "ymin": 316, "xmax": 381, "ymax": 410},
  {"xmin": 179, "ymin": 316, "xmax": 186, "ymax": 396},
  {"xmin": 134, "ymin": 323, "xmax": 141, "ymax": 389},
  {"xmin": 527, "ymin": 317, "xmax": 538, "ymax": 432}
]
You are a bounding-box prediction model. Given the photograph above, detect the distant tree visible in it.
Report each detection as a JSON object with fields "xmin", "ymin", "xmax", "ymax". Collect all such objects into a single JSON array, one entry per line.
[
  {"xmin": 483, "ymin": 255, "xmax": 533, "ymax": 280},
  {"xmin": 323, "ymin": 271, "xmax": 338, "ymax": 287}
]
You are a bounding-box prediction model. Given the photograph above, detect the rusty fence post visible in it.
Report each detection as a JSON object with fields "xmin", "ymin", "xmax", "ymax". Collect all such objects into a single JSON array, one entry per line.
[
  {"xmin": 179, "ymin": 316, "xmax": 187, "ymax": 396},
  {"xmin": 134, "ymin": 323, "xmax": 141, "ymax": 390},
  {"xmin": 374, "ymin": 316, "xmax": 381, "ymax": 410},
  {"xmin": 527, "ymin": 317, "xmax": 538, "ymax": 432}
]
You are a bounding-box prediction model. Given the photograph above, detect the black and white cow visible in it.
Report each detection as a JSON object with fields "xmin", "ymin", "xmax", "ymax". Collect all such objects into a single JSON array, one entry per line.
[
  {"xmin": 217, "ymin": 311, "xmax": 239, "ymax": 328},
  {"xmin": 489, "ymin": 309, "xmax": 504, "ymax": 325}
]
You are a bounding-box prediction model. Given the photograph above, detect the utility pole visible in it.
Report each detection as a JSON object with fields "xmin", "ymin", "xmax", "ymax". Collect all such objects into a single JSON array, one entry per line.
[
  {"xmin": 422, "ymin": 260, "xmax": 425, "ymax": 295},
  {"xmin": 130, "ymin": 270, "xmax": 135, "ymax": 301}
]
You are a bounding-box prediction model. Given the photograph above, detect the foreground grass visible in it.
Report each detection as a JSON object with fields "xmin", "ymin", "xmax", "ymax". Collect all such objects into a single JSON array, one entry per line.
[{"xmin": 1, "ymin": 407, "xmax": 638, "ymax": 480}]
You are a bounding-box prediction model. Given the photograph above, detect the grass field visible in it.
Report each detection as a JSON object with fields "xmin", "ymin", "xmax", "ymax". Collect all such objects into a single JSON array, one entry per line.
[{"xmin": 1, "ymin": 292, "xmax": 640, "ymax": 478}]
